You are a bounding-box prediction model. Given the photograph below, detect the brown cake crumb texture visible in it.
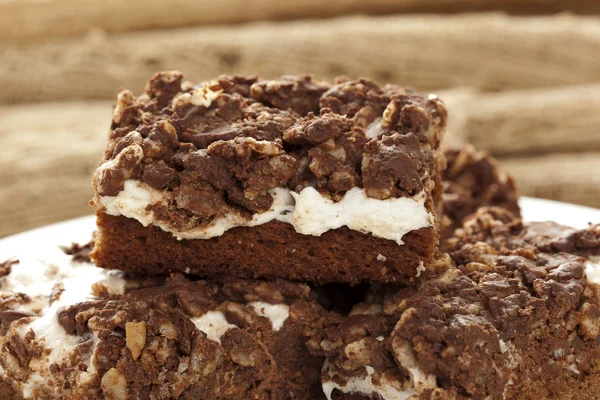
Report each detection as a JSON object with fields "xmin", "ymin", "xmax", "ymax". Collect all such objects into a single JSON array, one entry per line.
[
  {"xmin": 307, "ymin": 207, "xmax": 600, "ymax": 400},
  {"xmin": 0, "ymin": 275, "xmax": 331, "ymax": 399},
  {"xmin": 94, "ymin": 215, "xmax": 438, "ymax": 285}
]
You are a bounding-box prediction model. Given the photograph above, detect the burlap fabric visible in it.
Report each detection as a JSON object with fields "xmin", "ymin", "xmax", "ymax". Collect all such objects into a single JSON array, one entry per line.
[{"xmin": 0, "ymin": 11, "xmax": 598, "ymax": 237}]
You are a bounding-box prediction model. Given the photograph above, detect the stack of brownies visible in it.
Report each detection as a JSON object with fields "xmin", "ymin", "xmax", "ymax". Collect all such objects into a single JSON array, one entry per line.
[{"xmin": 1, "ymin": 72, "xmax": 599, "ymax": 400}]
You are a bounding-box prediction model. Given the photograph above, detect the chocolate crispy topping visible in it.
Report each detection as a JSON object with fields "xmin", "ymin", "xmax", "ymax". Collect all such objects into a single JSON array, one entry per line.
[
  {"xmin": 93, "ymin": 71, "xmax": 446, "ymax": 229},
  {"xmin": 50, "ymin": 276, "xmax": 325, "ymax": 399},
  {"xmin": 250, "ymin": 74, "xmax": 329, "ymax": 116},
  {"xmin": 445, "ymin": 207, "xmax": 600, "ymax": 260},
  {"xmin": 522, "ymin": 222, "xmax": 600, "ymax": 256},
  {"xmin": 0, "ymin": 273, "xmax": 330, "ymax": 399},
  {"xmin": 310, "ymin": 215, "xmax": 600, "ymax": 399},
  {"xmin": 362, "ymin": 132, "xmax": 426, "ymax": 199},
  {"xmin": 442, "ymin": 145, "xmax": 520, "ymax": 239}
]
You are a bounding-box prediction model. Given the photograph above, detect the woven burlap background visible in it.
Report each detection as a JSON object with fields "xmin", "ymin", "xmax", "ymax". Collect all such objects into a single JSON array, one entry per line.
[{"xmin": 0, "ymin": 5, "xmax": 598, "ymax": 237}]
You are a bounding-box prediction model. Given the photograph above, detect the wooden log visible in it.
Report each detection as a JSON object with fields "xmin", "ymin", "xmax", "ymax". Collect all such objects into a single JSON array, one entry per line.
[
  {"xmin": 0, "ymin": 101, "xmax": 111, "ymax": 237},
  {"xmin": 2, "ymin": 0, "xmax": 598, "ymax": 42},
  {"xmin": 502, "ymin": 153, "xmax": 600, "ymax": 209},
  {"xmin": 447, "ymin": 84, "xmax": 600, "ymax": 156},
  {"xmin": 2, "ymin": 14, "xmax": 600, "ymax": 103}
]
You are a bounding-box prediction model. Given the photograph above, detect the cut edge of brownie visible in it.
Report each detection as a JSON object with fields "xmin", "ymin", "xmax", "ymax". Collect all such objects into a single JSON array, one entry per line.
[
  {"xmin": 91, "ymin": 214, "xmax": 443, "ymax": 285},
  {"xmin": 306, "ymin": 215, "xmax": 600, "ymax": 399},
  {"xmin": 90, "ymin": 72, "xmax": 448, "ymax": 284}
]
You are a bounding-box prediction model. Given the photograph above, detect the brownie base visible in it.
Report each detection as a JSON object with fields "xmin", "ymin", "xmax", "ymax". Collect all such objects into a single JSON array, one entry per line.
[{"xmin": 92, "ymin": 214, "xmax": 437, "ymax": 285}]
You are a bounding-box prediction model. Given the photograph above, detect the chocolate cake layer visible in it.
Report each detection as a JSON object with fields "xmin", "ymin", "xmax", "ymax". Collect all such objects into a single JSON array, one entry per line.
[
  {"xmin": 0, "ymin": 245, "xmax": 331, "ymax": 399},
  {"xmin": 307, "ymin": 209, "xmax": 600, "ymax": 399},
  {"xmin": 90, "ymin": 72, "xmax": 447, "ymax": 283},
  {"xmin": 92, "ymin": 214, "xmax": 441, "ymax": 285}
]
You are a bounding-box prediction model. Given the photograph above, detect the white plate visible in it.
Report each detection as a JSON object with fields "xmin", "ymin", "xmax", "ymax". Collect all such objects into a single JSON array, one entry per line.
[{"xmin": 1, "ymin": 196, "xmax": 599, "ymax": 261}]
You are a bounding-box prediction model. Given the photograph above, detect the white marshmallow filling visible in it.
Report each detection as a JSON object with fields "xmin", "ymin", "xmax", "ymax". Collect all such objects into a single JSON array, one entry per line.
[{"xmin": 97, "ymin": 179, "xmax": 433, "ymax": 244}]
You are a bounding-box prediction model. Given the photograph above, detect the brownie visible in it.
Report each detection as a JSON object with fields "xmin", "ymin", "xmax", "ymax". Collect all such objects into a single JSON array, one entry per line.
[
  {"xmin": 0, "ymin": 247, "xmax": 330, "ymax": 399},
  {"xmin": 441, "ymin": 145, "xmax": 520, "ymax": 240},
  {"xmin": 90, "ymin": 72, "xmax": 448, "ymax": 284},
  {"xmin": 307, "ymin": 209, "xmax": 600, "ymax": 399}
]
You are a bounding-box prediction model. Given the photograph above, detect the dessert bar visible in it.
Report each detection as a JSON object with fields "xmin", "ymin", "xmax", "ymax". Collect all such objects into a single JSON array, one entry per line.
[
  {"xmin": 91, "ymin": 72, "xmax": 447, "ymax": 284},
  {"xmin": 0, "ymin": 248, "xmax": 330, "ymax": 399},
  {"xmin": 307, "ymin": 208, "xmax": 600, "ymax": 399}
]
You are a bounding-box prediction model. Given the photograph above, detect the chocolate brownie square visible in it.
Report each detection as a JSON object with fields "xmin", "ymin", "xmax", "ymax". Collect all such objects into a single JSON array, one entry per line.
[
  {"xmin": 307, "ymin": 209, "xmax": 600, "ymax": 399},
  {"xmin": 0, "ymin": 248, "xmax": 330, "ymax": 399},
  {"xmin": 90, "ymin": 72, "xmax": 448, "ymax": 284}
]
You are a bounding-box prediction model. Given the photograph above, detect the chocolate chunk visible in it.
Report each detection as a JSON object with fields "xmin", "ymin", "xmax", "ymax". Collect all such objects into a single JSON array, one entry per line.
[
  {"xmin": 95, "ymin": 144, "xmax": 144, "ymax": 197},
  {"xmin": 319, "ymin": 78, "xmax": 388, "ymax": 118},
  {"xmin": 522, "ymin": 222, "xmax": 600, "ymax": 256},
  {"xmin": 307, "ymin": 126, "xmax": 367, "ymax": 195},
  {"xmin": 361, "ymin": 132, "xmax": 424, "ymax": 199},
  {"xmin": 283, "ymin": 110, "xmax": 352, "ymax": 145},
  {"xmin": 207, "ymin": 137, "xmax": 296, "ymax": 209},
  {"xmin": 213, "ymin": 93, "xmax": 244, "ymax": 121},
  {"xmin": 142, "ymin": 161, "xmax": 177, "ymax": 189},
  {"xmin": 219, "ymin": 75, "xmax": 258, "ymax": 98},
  {"xmin": 0, "ymin": 310, "xmax": 33, "ymax": 331},
  {"xmin": 250, "ymin": 75, "xmax": 330, "ymax": 116},
  {"xmin": 61, "ymin": 242, "xmax": 94, "ymax": 263},
  {"xmin": 141, "ymin": 120, "xmax": 180, "ymax": 159},
  {"xmin": 144, "ymin": 71, "xmax": 184, "ymax": 109},
  {"xmin": 174, "ymin": 108, "xmax": 289, "ymax": 150},
  {"xmin": 173, "ymin": 180, "xmax": 225, "ymax": 219}
]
